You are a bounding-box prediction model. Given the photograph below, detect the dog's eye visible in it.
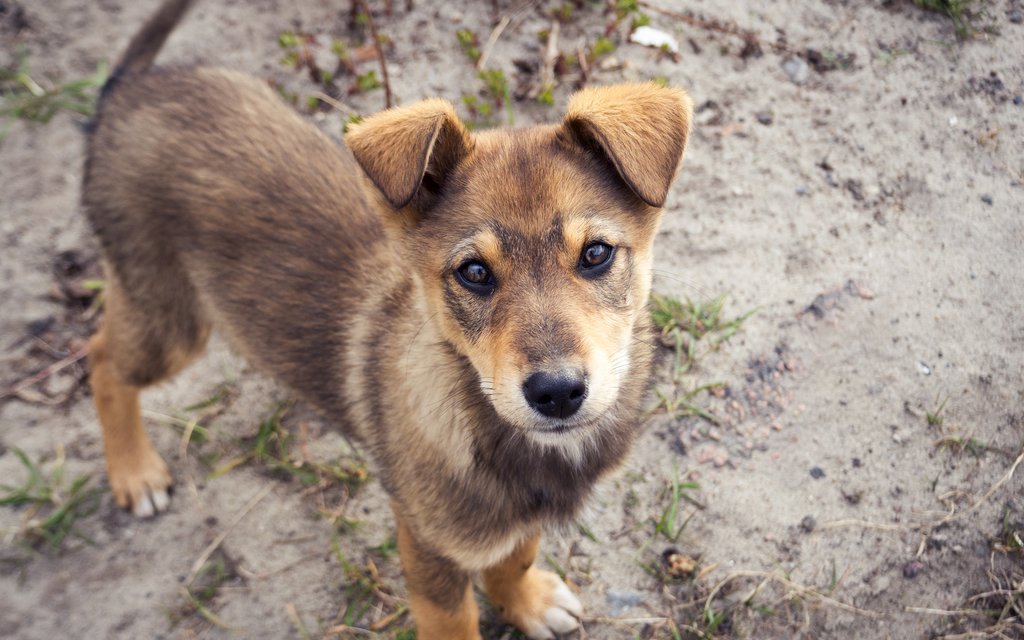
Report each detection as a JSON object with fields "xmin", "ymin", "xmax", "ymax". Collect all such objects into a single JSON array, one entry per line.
[
  {"xmin": 455, "ymin": 260, "xmax": 496, "ymax": 294},
  {"xmin": 579, "ymin": 242, "xmax": 615, "ymax": 276}
]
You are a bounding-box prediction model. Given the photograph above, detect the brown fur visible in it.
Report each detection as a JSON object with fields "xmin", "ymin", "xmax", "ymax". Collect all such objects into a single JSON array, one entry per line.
[{"xmin": 85, "ymin": 1, "xmax": 692, "ymax": 636}]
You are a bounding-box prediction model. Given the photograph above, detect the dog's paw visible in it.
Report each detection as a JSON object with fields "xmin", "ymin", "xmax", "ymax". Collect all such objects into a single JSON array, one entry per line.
[
  {"xmin": 107, "ymin": 450, "xmax": 173, "ymax": 518},
  {"xmin": 494, "ymin": 568, "xmax": 583, "ymax": 639}
]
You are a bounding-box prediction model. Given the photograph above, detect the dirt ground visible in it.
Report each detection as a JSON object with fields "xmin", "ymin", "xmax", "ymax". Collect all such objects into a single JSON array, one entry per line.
[{"xmin": 1, "ymin": 0, "xmax": 1022, "ymax": 638}]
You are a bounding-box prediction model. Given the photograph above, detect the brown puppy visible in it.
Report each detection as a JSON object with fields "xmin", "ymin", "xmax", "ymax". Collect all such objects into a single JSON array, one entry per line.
[{"xmin": 84, "ymin": 0, "xmax": 692, "ymax": 637}]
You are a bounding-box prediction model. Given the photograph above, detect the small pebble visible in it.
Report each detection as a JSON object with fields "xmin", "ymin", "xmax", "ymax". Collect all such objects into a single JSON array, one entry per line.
[
  {"xmin": 756, "ymin": 110, "xmax": 774, "ymax": 125},
  {"xmin": 1010, "ymin": 11, "xmax": 1023, "ymax": 24},
  {"xmin": 606, "ymin": 590, "xmax": 645, "ymax": 616},
  {"xmin": 1014, "ymin": 95, "xmax": 1023, "ymax": 106},
  {"xmin": 981, "ymin": 194, "xmax": 994, "ymax": 205},
  {"xmin": 852, "ymin": 457, "xmax": 862, "ymax": 468},
  {"xmin": 782, "ymin": 57, "xmax": 809, "ymax": 85},
  {"xmin": 903, "ymin": 560, "xmax": 924, "ymax": 579},
  {"xmin": 796, "ymin": 184, "xmax": 809, "ymax": 196},
  {"xmin": 810, "ymin": 466, "xmax": 825, "ymax": 479},
  {"xmin": 800, "ymin": 515, "xmax": 816, "ymax": 533}
]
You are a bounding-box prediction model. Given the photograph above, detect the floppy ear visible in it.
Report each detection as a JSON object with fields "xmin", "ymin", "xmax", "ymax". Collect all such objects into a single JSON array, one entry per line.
[
  {"xmin": 561, "ymin": 83, "xmax": 693, "ymax": 208},
  {"xmin": 345, "ymin": 98, "xmax": 472, "ymax": 209}
]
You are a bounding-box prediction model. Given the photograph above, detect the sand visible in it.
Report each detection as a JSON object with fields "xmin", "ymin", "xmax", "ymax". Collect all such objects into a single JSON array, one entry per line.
[{"xmin": 1, "ymin": 0, "xmax": 1022, "ymax": 638}]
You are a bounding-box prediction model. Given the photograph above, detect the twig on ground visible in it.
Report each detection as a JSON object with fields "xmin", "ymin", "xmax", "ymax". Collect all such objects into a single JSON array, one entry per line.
[
  {"xmin": 539, "ymin": 20, "xmax": 559, "ymax": 96},
  {"xmin": 584, "ymin": 616, "xmax": 671, "ymax": 625},
  {"xmin": 179, "ymin": 585, "xmax": 232, "ymax": 629},
  {"xmin": 354, "ymin": 0, "xmax": 392, "ymax": 108},
  {"xmin": 322, "ymin": 623, "xmax": 374, "ymax": 636},
  {"xmin": 905, "ymin": 606, "xmax": 994, "ymax": 617},
  {"xmin": 704, "ymin": 570, "xmax": 886, "ymax": 619},
  {"xmin": 0, "ymin": 344, "xmax": 90, "ymax": 400},
  {"xmin": 286, "ymin": 602, "xmax": 313, "ymax": 640},
  {"xmin": 476, "ymin": 15, "xmax": 510, "ymax": 71},
  {"xmin": 312, "ymin": 91, "xmax": 360, "ymax": 116},
  {"xmin": 186, "ymin": 484, "xmax": 273, "ymax": 584},
  {"xmin": 638, "ymin": 1, "xmax": 794, "ymax": 57},
  {"xmin": 236, "ymin": 552, "xmax": 322, "ymax": 581},
  {"xmin": 576, "ymin": 43, "xmax": 589, "ymax": 86},
  {"xmin": 823, "ymin": 447, "xmax": 1024, "ymax": 536}
]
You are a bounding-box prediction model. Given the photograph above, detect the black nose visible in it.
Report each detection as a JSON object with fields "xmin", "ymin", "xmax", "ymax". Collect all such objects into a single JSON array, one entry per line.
[{"xmin": 523, "ymin": 371, "xmax": 588, "ymax": 419}]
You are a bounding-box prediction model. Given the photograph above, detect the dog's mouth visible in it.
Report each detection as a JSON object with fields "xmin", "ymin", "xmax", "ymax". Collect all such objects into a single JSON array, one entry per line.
[{"xmin": 533, "ymin": 422, "xmax": 583, "ymax": 435}]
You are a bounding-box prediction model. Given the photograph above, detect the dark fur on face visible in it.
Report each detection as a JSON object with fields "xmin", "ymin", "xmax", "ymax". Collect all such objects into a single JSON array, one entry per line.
[{"xmin": 85, "ymin": 1, "xmax": 692, "ymax": 636}]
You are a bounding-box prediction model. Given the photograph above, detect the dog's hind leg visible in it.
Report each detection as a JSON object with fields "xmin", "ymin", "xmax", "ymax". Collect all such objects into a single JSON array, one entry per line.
[{"xmin": 88, "ymin": 266, "xmax": 209, "ymax": 517}]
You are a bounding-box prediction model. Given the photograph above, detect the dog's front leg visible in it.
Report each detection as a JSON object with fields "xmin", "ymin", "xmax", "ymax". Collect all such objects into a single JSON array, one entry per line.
[
  {"xmin": 393, "ymin": 507, "xmax": 481, "ymax": 640},
  {"xmin": 482, "ymin": 533, "xmax": 583, "ymax": 639}
]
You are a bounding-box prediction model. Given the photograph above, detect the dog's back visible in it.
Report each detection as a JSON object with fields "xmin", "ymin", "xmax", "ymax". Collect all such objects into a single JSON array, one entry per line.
[
  {"xmin": 82, "ymin": 0, "xmax": 392, "ymax": 517},
  {"xmin": 86, "ymin": 53, "xmax": 382, "ymax": 419}
]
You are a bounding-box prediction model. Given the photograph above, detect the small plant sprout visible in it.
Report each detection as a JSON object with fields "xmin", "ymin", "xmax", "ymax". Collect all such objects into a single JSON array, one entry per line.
[
  {"xmin": 0, "ymin": 447, "xmax": 102, "ymax": 552},
  {"xmin": 1, "ymin": 53, "xmax": 107, "ymax": 125}
]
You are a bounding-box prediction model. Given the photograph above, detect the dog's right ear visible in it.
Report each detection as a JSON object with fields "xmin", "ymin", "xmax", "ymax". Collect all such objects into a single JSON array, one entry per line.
[{"xmin": 346, "ymin": 99, "xmax": 472, "ymax": 210}]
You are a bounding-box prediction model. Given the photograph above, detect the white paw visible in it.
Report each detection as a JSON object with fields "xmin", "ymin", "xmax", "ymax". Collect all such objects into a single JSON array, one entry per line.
[
  {"xmin": 131, "ymin": 487, "xmax": 171, "ymax": 518},
  {"xmin": 523, "ymin": 577, "xmax": 583, "ymax": 639}
]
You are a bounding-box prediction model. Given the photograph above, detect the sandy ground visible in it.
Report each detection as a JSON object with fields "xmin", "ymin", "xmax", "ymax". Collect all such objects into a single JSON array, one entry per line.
[{"xmin": 1, "ymin": 0, "xmax": 1023, "ymax": 638}]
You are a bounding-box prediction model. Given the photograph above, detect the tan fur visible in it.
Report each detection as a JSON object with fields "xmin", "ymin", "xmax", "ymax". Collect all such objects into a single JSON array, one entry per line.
[
  {"xmin": 85, "ymin": 2, "xmax": 692, "ymax": 636},
  {"xmin": 564, "ymin": 83, "xmax": 693, "ymax": 207},
  {"xmin": 88, "ymin": 329, "xmax": 170, "ymax": 510},
  {"xmin": 483, "ymin": 534, "xmax": 560, "ymax": 625},
  {"xmin": 395, "ymin": 508, "xmax": 482, "ymax": 640}
]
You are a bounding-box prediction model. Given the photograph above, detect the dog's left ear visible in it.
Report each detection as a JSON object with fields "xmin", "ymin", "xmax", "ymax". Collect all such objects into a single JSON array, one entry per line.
[
  {"xmin": 346, "ymin": 98, "xmax": 472, "ymax": 210},
  {"xmin": 561, "ymin": 83, "xmax": 693, "ymax": 208}
]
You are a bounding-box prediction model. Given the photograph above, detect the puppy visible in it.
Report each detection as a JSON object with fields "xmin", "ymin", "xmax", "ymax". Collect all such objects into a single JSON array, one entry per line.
[{"xmin": 84, "ymin": 0, "xmax": 692, "ymax": 637}]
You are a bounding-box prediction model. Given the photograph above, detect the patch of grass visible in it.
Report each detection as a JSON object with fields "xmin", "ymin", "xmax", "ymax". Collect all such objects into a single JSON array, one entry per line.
[
  {"xmin": 537, "ymin": 84, "xmax": 555, "ymax": 106},
  {"xmin": 655, "ymin": 468, "xmax": 702, "ymax": 542},
  {"xmin": 615, "ymin": 0, "xmax": 651, "ymax": 31},
  {"xmin": 926, "ymin": 395, "xmax": 948, "ymax": 426},
  {"xmin": 934, "ymin": 516, "xmax": 1023, "ymax": 638},
  {"xmin": 544, "ymin": 552, "xmax": 567, "ymax": 580},
  {"xmin": 653, "ymin": 383, "xmax": 725, "ymax": 424},
  {"xmin": 170, "ymin": 549, "xmax": 239, "ymax": 630},
  {"xmin": 577, "ymin": 521, "xmax": 598, "ymax": 542},
  {"xmin": 209, "ymin": 402, "xmax": 368, "ymax": 528},
  {"xmin": 0, "ymin": 447, "xmax": 101, "ymax": 552},
  {"xmin": 342, "ymin": 113, "xmax": 364, "ymax": 135},
  {"xmin": 355, "ymin": 69, "xmax": 382, "ymax": 93},
  {"xmin": 330, "ymin": 536, "xmax": 406, "ymax": 632},
  {"xmin": 552, "ymin": 2, "xmax": 574, "ymax": 22},
  {"xmin": 370, "ymin": 535, "xmax": 398, "ymax": 559},
  {"xmin": 588, "ymin": 35, "xmax": 617, "ymax": 61},
  {"xmin": 462, "ymin": 69, "xmax": 514, "ymax": 129},
  {"xmin": 999, "ymin": 506, "xmax": 1023, "ymax": 553},
  {"xmin": 456, "ymin": 28, "xmax": 480, "ymax": 62},
  {"xmin": 478, "ymin": 70, "xmax": 510, "ymax": 107},
  {"xmin": 935, "ymin": 435, "xmax": 988, "ymax": 457},
  {"xmin": 913, "ymin": 0, "xmax": 995, "ymax": 39},
  {"xmin": 651, "ymin": 293, "xmax": 755, "ymax": 377},
  {"xmin": 231, "ymin": 403, "xmax": 369, "ymax": 490},
  {"xmin": 146, "ymin": 382, "xmax": 237, "ymax": 454},
  {"xmin": 0, "ymin": 53, "xmax": 107, "ymax": 129}
]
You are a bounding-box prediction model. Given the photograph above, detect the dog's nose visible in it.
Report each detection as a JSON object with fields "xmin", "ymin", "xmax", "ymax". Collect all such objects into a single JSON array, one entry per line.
[{"xmin": 523, "ymin": 371, "xmax": 588, "ymax": 419}]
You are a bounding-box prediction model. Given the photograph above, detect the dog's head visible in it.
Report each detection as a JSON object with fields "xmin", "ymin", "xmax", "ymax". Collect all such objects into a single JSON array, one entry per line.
[{"xmin": 347, "ymin": 83, "xmax": 692, "ymax": 447}]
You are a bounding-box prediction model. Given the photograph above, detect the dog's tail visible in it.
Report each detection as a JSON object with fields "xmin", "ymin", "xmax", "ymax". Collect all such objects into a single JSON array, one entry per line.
[{"xmin": 104, "ymin": 0, "xmax": 197, "ymax": 94}]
